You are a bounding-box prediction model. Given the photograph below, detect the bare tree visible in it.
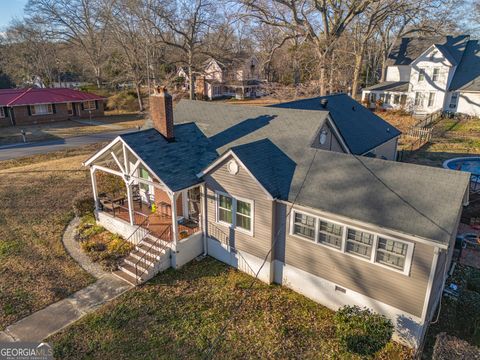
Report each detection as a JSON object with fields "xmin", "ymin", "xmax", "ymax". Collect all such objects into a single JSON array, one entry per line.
[
  {"xmin": 145, "ymin": 0, "xmax": 219, "ymax": 99},
  {"xmin": 241, "ymin": 0, "xmax": 380, "ymax": 95},
  {"xmin": 26, "ymin": 0, "xmax": 113, "ymax": 88}
]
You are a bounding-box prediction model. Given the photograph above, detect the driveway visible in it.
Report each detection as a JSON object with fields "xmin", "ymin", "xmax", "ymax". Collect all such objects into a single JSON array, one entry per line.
[{"xmin": 0, "ymin": 129, "xmax": 133, "ymax": 161}]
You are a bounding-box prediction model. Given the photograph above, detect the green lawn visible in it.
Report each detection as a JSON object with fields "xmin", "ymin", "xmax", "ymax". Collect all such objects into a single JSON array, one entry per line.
[{"xmin": 50, "ymin": 257, "xmax": 411, "ymax": 359}]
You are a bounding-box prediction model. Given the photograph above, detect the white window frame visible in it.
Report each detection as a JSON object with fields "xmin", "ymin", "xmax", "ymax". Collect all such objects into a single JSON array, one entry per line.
[
  {"xmin": 31, "ymin": 104, "xmax": 53, "ymax": 116},
  {"xmin": 0, "ymin": 107, "xmax": 5, "ymax": 118},
  {"xmin": 432, "ymin": 68, "xmax": 440, "ymax": 81},
  {"xmin": 83, "ymin": 100, "xmax": 96, "ymax": 111},
  {"xmin": 215, "ymin": 191, "xmax": 254, "ymax": 236},
  {"xmin": 289, "ymin": 209, "xmax": 414, "ymax": 276},
  {"xmin": 428, "ymin": 92, "xmax": 436, "ymax": 107},
  {"xmin": 418, "ymin": 69, "xmax": 425, "ymax": 82}
]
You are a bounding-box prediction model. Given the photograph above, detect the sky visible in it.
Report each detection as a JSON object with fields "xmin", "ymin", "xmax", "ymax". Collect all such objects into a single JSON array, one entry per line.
[{"xmin": 0, "ymin": 0, "xmax": 28, "ymax": 29}]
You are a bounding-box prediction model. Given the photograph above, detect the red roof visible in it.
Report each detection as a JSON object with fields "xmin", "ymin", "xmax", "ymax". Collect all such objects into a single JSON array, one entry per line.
[{"xmin": 0, "ymin": 88, "xmax": 105, "ymax": 107}]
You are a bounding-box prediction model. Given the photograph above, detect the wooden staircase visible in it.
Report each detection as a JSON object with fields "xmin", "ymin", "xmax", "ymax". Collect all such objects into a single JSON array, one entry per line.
[{"xmin": 114, "ymin": 226, "xmax": 172, "ymax": 285}]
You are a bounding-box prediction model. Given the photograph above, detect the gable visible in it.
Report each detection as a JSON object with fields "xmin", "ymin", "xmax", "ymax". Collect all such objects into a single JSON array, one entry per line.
[{"xmin": 204, "ymin": 153, "xmax": 273, "ymax": 201}]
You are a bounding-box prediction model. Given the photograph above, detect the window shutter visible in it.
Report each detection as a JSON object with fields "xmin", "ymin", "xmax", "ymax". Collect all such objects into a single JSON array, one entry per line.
[
  {"xmin": 28, "ymin": 106, "xmax": 32, "ymax": 116},
  {"xmin": 52, "ymin": 104, "xmax": 56, "ymax": 114},
  {"xmin": 95, "ymin": 100, "xmax": 98, "ymax": 110},
  {"xmin": 81, "ymin": 102, "xmax": 84, "ymax": 111}
]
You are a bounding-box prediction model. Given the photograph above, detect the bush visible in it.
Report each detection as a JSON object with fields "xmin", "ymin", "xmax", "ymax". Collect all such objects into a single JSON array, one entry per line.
[
  {"xmin": 334, "ymin": 305, "xmax": 393, "ymax": 356},
  {"xmin": 106, "ymin": 91, "xmax": 138, "ymax": 112},
  {"xmin": 73, "ymin": 195, "xmax": 95, "ymax": 217},
  {"xmin": 81, "ymin": 239, "xmax": 106, "ymax": 253}
]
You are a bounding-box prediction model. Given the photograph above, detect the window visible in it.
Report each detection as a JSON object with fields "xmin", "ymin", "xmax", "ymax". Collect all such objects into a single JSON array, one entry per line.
[
  {"xmin": 289, "ymin": 210, "xmax": 414, "ymax": 275},
  {"xmin": 346, "ymin": 229, "xmax": 374, "ymax": 259},
  {"xmin": 236, "ymin": 200, "xmax": 252, "ymax": 231},
  {"xmin": 318, "ymin": 220, "xmax": 343, "ymax": 249},
  {"xmin": 432, "ymin": 68, "xmax": 440, "ymax": 81},
  {"xmin": 216, "ymin": 193, "xmax": 253, "ymax": 233},
  {"xmin": 379, "ymin": 94, "xmax": 385, "ymax": 102},
  {"xmin": 418, "ymin": 69, "xmax": 425, "ymax": 82},
  {"xmin": 400, "ymin": 95, "xmax": 407, "ymax": 105},
  {"xmin": 0, "ymin": 107, "xmax": 5, "ymax": 118},
  {"xmin": 218, "ymin": 194, "xmax": 233, "ymax": 224},
  {"xmin": 385, "ymin": 94, "xmax": 391, "ymax": 104},
  {"xmin": 30, "ymin": 104, "xmax": 53, "ymax": 116},
  {"xmin": 414, "ymin": 92, "xmax": 423, "ymax": 107},
  {"xmin": 376, "ymin": 238, "xmax": 408, "ymax": 271},
  {"xmin": 428, "ymin": 92, "xmax": 435, "ymax": 107},
  {"xmin": 67, "ymin": 102, "xmax": 73, "ymax": 115},
  {"xmin": 393, "ymin": 95, "xmax": 400, "ymax": 105},
  {"xmin": 139, "ymin": 168, "xmax": 150, "ymax": 192},
  {"xmin": 293, "ymin": 212, "xmax": 316, "ymax": 241},
  {"xmin": 83, "ymin": 100, "xmax": 96, "ymax": 111},
  {"xmin": 369, "ymin": 93, "xmax": 376, "ymax": 102}
]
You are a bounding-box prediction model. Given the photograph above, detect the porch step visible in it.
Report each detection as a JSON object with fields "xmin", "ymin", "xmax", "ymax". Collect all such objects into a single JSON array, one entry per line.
[
  {"xmin": 113, "ymin": 270, "xmax": 138, "ymax": 286},
  {"xmin": 123, "ymin": 254, "xmax": 153, "ymax": 272},
  {"xmin": 118, "ymin": 263, "xmax": 146, "ymax": 283},
  {"xmin": 129, "ymin": 249, "xmax": 158, "ymax": 266},
  {"xmin": 135, "ymin": 243, "xmax": 166, "ymax": 259},
  {"xmin": 141, "ymin": 236, "xmax": 169, "ymax": 253}
]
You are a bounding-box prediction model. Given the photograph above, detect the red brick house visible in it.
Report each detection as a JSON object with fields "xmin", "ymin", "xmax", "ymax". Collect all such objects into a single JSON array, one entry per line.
[{"xmin": 0, "ymin": 88, "xmax": 105, "ymax": 127}]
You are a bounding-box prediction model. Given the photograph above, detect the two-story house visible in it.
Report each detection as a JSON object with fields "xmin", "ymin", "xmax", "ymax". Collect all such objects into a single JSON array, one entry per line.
[
  {"xmin": 362, "ymin": 35, "xmax": 480, "ymax": 117},
  {"xmin": 177, "ymin": 55, "xmax": 263, "ymax": 100}
]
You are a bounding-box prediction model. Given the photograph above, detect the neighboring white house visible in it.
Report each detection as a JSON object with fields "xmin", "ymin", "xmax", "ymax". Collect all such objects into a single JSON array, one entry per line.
[
  {"xmin": 362, "ymin": 35, "xmax": 480, "ymax": 117},
  {"xmin": 176, "ymin": 55, "xmax": 264, "ymax": 100}
]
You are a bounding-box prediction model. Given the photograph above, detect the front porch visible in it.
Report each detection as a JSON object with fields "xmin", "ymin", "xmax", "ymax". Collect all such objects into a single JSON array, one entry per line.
[{"xmin": 99, "ymin": 199, "xmax": 200, "ymax": 241}]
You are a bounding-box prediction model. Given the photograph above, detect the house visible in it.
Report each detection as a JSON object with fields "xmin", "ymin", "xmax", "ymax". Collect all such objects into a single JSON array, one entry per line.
[
  {"xmin": 84, "ymin": 88, "xmax": 469, "ymax": 348},
  {"xmin": 0, "ymin": 87, "xmax": 105, "ymax": 127},
  {"xmin": 362, "ymin": 35, "xmax": 480, "ymax": 117},
  {"xmin": 177, "ymin": 55, "xmax": 263, "ymax": 100}
]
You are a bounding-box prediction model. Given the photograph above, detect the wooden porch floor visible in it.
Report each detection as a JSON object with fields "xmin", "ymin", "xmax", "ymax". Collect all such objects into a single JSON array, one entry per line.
[{"xmin": 103, "ymin": 202, "xmax": 199, "ymax": 241}]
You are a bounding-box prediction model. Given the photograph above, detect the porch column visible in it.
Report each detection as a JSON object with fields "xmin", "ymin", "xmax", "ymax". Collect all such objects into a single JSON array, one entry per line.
[
  {"xmin": 171, "ymin": 192, "xmax": 179, "ymax": 251},
  {"xmin": 90, "ymin": 168, "xmax": 99, "ymax": 211},
  {"xmin": 201, "ymin": 183, "xmax": 208, "ymax": 255},
  {"xmin": 126, "ymin": 182, "xmax": 134, "ymax": 225}
]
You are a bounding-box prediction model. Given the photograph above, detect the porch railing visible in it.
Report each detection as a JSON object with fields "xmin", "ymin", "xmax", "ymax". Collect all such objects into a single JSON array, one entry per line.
[{"xmin": 134, "ymin": 225, "xmax": 172, "ymax": 284}]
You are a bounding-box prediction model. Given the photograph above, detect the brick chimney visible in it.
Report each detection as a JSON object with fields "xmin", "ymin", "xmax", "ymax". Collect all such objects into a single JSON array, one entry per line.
[{"xmin": 150, "ymin": 86, "xmax": 174, "ymax": 141}]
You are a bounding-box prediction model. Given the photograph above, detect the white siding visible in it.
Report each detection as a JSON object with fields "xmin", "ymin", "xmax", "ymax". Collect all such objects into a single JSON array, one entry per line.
[
  {"xmin": 457, "ymin": 92, "xmax": 480, "ymax": 116},
  {"xmin": 385, "ymin": 65, "xmax": 411, "ymax": 82}
]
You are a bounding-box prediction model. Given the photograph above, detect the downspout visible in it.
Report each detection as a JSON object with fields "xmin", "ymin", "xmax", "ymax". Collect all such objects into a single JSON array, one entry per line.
[{"xmin": 202, "ymin": 183, "xmax": 208, "ymax": 256}]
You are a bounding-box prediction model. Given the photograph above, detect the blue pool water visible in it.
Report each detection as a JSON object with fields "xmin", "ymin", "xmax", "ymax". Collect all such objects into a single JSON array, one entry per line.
[{"xmin": 444, "ymin": 157, "xmax": 480, "ymax": 176}]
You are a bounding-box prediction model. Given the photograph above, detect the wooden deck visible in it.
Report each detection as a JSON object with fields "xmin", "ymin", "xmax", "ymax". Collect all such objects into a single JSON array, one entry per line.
[{"xmin": 102, "ymin": 202, "xmax": 199, "ymax": 241}]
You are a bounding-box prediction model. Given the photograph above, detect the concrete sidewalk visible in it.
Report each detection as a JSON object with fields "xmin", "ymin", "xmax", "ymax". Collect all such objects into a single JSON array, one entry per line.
[
  {"xmin": 0, "ymin": 218, "xmax": 133, "ymax": 342},
  {"xmin": 0, "ymin": 275, "xmax": 131, "ymax": 342}
]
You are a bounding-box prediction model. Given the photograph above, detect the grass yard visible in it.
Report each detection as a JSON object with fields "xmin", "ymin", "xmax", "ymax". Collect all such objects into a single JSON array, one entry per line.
[
  {"xmin": 404, "ymin": 116, "xmax": 480, "ymax": 167},
  {"xmin": 0, "ymin": 145, "xmax": 105, "ymax": 328},
  {"xmin": 50, "ymin": 257, "xmax": 412, "ymax": 359},
  {"xmin": 0, "ymin": 113, "xmax": 145, "ymax": 146}
]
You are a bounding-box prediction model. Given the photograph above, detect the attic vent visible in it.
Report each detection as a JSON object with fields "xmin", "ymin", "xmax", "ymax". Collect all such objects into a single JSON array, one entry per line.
[
  {"xmin": 320, "ymin": 98, "xmax": 328, "ymax": 108},
  {"xmin": 335, "ymin": 285, "xmax": 346, "ymax": 294},
  {"xmin": 227, "ymin": 160, "xmax": 239, "ymax": 175}
]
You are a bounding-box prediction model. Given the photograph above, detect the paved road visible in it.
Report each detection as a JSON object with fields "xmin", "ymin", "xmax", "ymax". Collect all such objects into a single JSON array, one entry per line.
[{"xmin": 0, "ymin": 129, "xmax": 134, "ymax": 161}]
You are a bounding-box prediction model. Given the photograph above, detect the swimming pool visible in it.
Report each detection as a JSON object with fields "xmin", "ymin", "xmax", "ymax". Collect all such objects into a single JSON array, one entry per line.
[{"xmin": 443, "ymin": 157, "xmax": 480, "ymax": 178}]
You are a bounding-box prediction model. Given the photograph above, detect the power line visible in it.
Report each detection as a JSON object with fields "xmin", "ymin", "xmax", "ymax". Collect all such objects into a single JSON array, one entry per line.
[{"xmin": 202, "ymin": 148, "xmax": 319, "ymax": 359}]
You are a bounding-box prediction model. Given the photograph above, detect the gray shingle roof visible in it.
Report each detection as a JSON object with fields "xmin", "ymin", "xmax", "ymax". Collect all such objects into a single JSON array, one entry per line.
[
  {"xmin": 120, "ymin": 124, "xmax": 218, "ymax": 192},
  {"xmin": 270, "ymin": 94, "xmax": 401, "ymax": 155},
  {"xmin": 449, "ymin": 40, "xmax": 480, "ymax": 91},
  {"xmin": 387, "ymin": 35, "xmax": 470, "ymax": 66},
  {"xmin": 128, "ymin": 99, "xmax": 468, "ymax": 245},
  {"xmin": 363, "ymin": 81, "xmax": 409, "ymax": 92},
  {"xmin": 291, "ymin": 149, "xmax": 469, "ymax": 246}
]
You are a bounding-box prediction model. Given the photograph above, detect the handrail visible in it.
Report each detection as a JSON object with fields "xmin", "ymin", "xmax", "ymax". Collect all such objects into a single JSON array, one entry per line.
[
  {"xmin": 134, "ymin": 225, "xmax": 172, "ymax": 284},
  {"xmin": 104, "ymin": 211, "xmax": 150, "ymax": 251},
  {"xmin": 207, "ymin": 222, "xmax": 229, "ymax": 245}
]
